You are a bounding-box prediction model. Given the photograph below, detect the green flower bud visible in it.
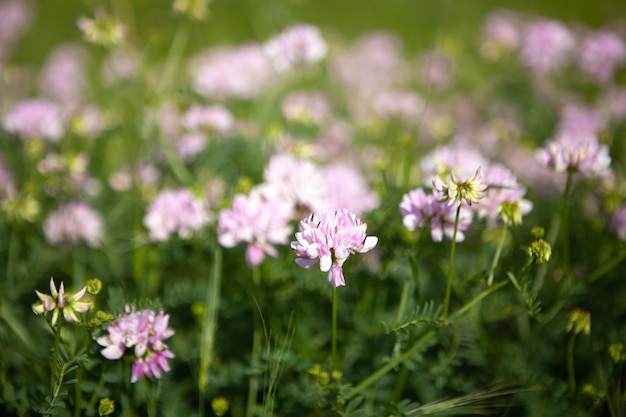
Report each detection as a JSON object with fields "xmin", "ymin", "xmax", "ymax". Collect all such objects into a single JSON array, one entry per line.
[
  {"xmin": 211, "ymin": 397, "xmax": 229, "ymax": 417},
  {"xmin": 86, "ymin": 278, "xmax": 102, "ymax": 295},
  {"xmin": 98, "ymin": 397, "xmax": 115, "ymax": 416},
  {"xmin": 527, "ymin": 239, "xmax": 551, "ymax": 264}
]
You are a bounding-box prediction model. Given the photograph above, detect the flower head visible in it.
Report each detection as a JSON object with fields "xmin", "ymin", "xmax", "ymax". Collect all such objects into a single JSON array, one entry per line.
[
  {"xmin": 32, "ymin": 277, "xmax": 92, "ymax": 326},
  {"xmin": 264, "ymin": 23, "xmax": 327, "ymax": 71},
  {"xmin": 143, "ymin": 189, "xmax": 211, "ymax": 242},
  {"xmin": 433, "ymin": 167, "xmax": 487, "ymax": 207},
  {"xmin": 536, "ymin": 132, "xmax": 611, "ymax": 177},
  {"xmin": 291, "ymin": 209, "xmax": 378, "ymax": 288},
  {"xmin": 400, "ymin": 187, "xmax": 473, "ymax": 242},
  {"xmin": 520, "ymin": 19, "xmax": 574, "ymax": 75},
  {"xmin": 217, "ymin": 187, "xmax": 293, "ymax": 266},
  {"xmin": 2, "ymin": 98, "xmax": 65, "ymax": 141},
  {"xmin": 578, "ymin": 30, "xmax": 626, "ymax": 83},
  {"xmin": 43, "ymin": 202, "xmax": 104, "ymax": 248},
  {"xmin": 97, "ymin": 306, "xmax": 175, "ymax": 383},
  {"xmin": 567, "ymin": 309, "xmax": 591, "ymax": 336}
]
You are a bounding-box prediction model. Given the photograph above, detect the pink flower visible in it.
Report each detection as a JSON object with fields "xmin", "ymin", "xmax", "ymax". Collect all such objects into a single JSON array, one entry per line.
[
  {"xmin": 264, "ymin": 23, "xmax": 327, "ymax": 71},
  {"xmin": 400, "ymin": 188, "xmax": 473, "ymax": 242},
  {"xmin": 217, "ymin": 187, "xmax": 293, "ymax": 266},
  {"xmin": 143, "ymin": 189, "xmax": 211, "ymax": 242},
  {"xmin": 520, "ymin": 19, "xmax": 574, "ymax": 75},
  {"xmin": 321, "ymin": 164, "xmax": 380, "ymax": 216},
  {"xmin": 481, "ymin": 10, "xmax": 523, "ymax": 58},
  {"xmin": 0, "ymin": 0, "xmax": 31, "ymax": 59},
  {"xmin": 182, "ymin": 104, "xmax": 234, "ymax": 134},
  {"xmin": 578, "ymin": 30, "xmax": 626, "ymax": 83},
  {"xmin": 2, "ymin": 98, "xmax": 65, "ymax": 141},
  {"xmin": 39, "ymin": 43, "xmax": 87, "ymax": 109},
  {"xmin": 43, "ymin": 202, "xmax": 104, "ymax": 247},
  {"xmin": 291, "ymin": 209, "xmax": 378, "ymax": 288},
  {"xmin": 97, "ymin": 306, "xmax": 175, "ymax": 383},
  {"xmin": 610, "ymin": 204, "xmax": 626, "ymax": 240},
  {"xmin": 281, "ymin": 91, "xmax": 331, "ymax": 125},
  {"xmin": 191, "ymin": 44, "xmax": 273, "ymax": 100},
  {"xmin": 537, "ymin": 132, "xmax": 611, "ymax": 177},
  {"xmin": 476, "ymin": 164, "xmax": 533, "ymax": 226}
]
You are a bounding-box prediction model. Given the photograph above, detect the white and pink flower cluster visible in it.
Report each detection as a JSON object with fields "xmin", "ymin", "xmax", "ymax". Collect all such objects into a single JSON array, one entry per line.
[
  {"xmin": 400, "ymin": 144, "xmax": 533, "ymax": 242},
  {"xmin": 216, "ymin": 153, "xmax": 379, "ymax": 267},
  {"xmin": 290, "ymin": 209, "xmax": 378, "ymax": 288},
  {"xmin": 97, "ymin": 306, "xmax": 175, "ymax": 383},
  {"xmin": 43, "ymin": 202, "xmax": 105, "ymax": 248}
]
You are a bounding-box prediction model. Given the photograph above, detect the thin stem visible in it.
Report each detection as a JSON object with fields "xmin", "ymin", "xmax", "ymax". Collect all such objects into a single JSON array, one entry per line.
[
  {"xmin": 561, "ymin": 172, "xmax": 574, "ymax": 279},
  {"xmin": 246, "ymin": 325, "xmax": 262, "ymax": 417},
  {"xmin": 157, "ymin": 20, "xmax": 190, "ymax": 94},
  {"xmin": 487, "ymin": 224, "xmax": 508, "ymax": 286},
  {"xmin": 50, "ymin": 319, "xmax": 62, "ymax": 395},
  {"xmin": 350, "ymin": 280, "xmax": 507, "ymax": 397},
  {"xmin": 567, "ymin": 333, "xmax": 576, "ymax": 395},
  {"xmin": 332, "ymin": 287, "xmax": 338, "ymax": 374},
  {"xmin": 145, "ymin": 379, "xmax": 156, "ymax": 417},
  {"xmin": 586, "ymin": 248, "xmax": 626, "ymax": 284},
  {"xmin": 74, "ymin": 366, "xmax": 83, "ymax": 417},
  {"xmin": 442, "ymin": 205, "xmax": 461, "ymax": 318}
]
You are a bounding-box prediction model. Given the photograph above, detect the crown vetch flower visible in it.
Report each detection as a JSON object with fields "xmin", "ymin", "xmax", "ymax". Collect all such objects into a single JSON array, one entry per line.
[
  {"xmin": 32, "ymin": 277, "xmax": 92, "ymax": 326},
  {"xmin": 400, "ymin": 187, "xmax": 473, "ymax": 242},
  {"xmin": 291, "ymin": 208, "xmax": 378, "ymax": 288},
  {"xmin": 217, "ymin": 186, "xmax": 293, "ymax": 266},
  {"xmin": 536, "ymin": 132, "xmax": 611, "ymax": 177},
  {"xmin": 43, "ymin": 202, "xmax": 105, "ymax": 248},
  {"xmin": 97, "ymin": 306, "xmax": 175, "ymax": 383},
  {"xmin": 264, "ymin": 23, "xmax": 327, "ymax": 71},
  {"xmin": 433, "ymin": 167, "xmax": 487, "ymax": 207}
]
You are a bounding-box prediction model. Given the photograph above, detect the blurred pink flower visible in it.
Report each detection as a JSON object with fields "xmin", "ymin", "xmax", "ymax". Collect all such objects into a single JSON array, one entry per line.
[
  {"xmin": 2, "ymin": 98, "xmax": 65, "ymax": 141},
  {"xmin": 182, "ymin": 104, "xmax": 234, "ymax": 134},
  {"xmin": 481, "ymin": 10, "xmax": 523, "ymax": 58},
  {"xmin": 144, "ymin": 189, "xmax": 211, "ymax": 242},
  {"xmin": 217, "ymin": 187, "xmax": 293, "ymax": 266},
  {"xmin": 321, "ymin": 164, "xmax": 379, "ymax": 216},
  {"xmin": 263, "ymin": 153, "xmax": 328, "ymax": 214},
  {"xmin": 400, "ymin": 187, "xmax": 473, "ymax": 242},
  {"xmin": 537, "ymin": 132, "xmax": 611, "ymax": 177},
  {"xmin": 281, "ymin": 91, "xmax": 331, "ymax": 125},
  {"xmin": 264, "ymin": 23, "xmax": 327, "ymax": 71},
  {"xmin": 520, "ymin": 19, "xmax": 574, "ymax": 75},
  {"xmin": 43, "ymin": 202, "xmax": 104, "ymax": 247},
  {"xmin": 291, "ymin": 209, "xmax": 378, "ymax": 288},
  {"xmin": 476, "ymin": 163, "xmax": 533, "ymax": 226},
  {"xmin": 610, "ymin": 204, "xmax": 626, "ymax": 240},
  {"xmin": 191, "ymin": 44, "xmax": 273, "ymax": 100},
  {"xmin": 416, "ymin": 50, "xmax": 454, "ymax": 90},
  {"xmin": 175, "ymin": 132, "xmax": 208, "ymax": 162},
  {"xmin": 0, "ymin": 0, "xmax": 31, "ymax": 59},
  {"xmin": 372, "ymin": 90, "xmax": 424, "ymax": 123},
  {"xmin": 39, "ymin": 43, "xmax": 87, "ymax": 109},
  {"xmin": 578, "ymin": 30, "xmax": 626, "ymax": 83}
]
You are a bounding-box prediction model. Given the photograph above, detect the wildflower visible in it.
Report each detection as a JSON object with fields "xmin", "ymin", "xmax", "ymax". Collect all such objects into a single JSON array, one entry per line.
[
  {"xmin": 557, "ymin": 103, "xmax": 605, "ymax": 139},
  {"xmin": 400, "ymin": 187, "xmax": 473, "ymax": 242},
  {"xmin": 578, "ymin": 30, "xmax": 626, "ymax": 83},
  {"xmin": 420, "ymin": 144, "xmax": 490, "ymax": 183},
  {"xmin": 2, "ymin": 98, "xmax": 65, "ymax": 141},
  {"xmin": 32, "ymin": 277, "xmax": 92, "ymax": 326},
  {"xmin": 536, "ymin": 132, "xmax": 611, "ymax": 177},
  {"xmin": 480, "ymin": 10, "xmax": 522, "ymax": 59},
  {"xmin": 0, "ymin": 0, "xmax": 31, "ymax": 59},
  {"xmin": 102, "ymin": 49, "xmax": 139, "ymax": 84},
  {"xmin": 416, "ymin": 50, "xmax": 454, "ymax": 90},
  {"xmin": 217, "ymin": 187, "xmax": 293, "ymax": 266},
  {"xmin": 281, "ymin": 91, "xmax": 331, "ymax": 126},
  {"xmin": 182, "ymin": 104, "xmax": 234, "ymax": 135},
  {"xmin": 567, "ymin": 309, "xmax": 591, "ymax": 336},
  {"xmin": 97, "ymin": 306, "xmax": 175, "ymax": 383},
  {"xmin": 43, "ymin": 202, "xmax": 104, "ymax": 247},
  {"xmin": 77, "ymin": 10, "xmax": 125, "ymax": 48},
  {"xmin": 291, "ymin": 209, "xmax": 378, "ymax": 288},
  {"xmin": 191, "ymin": 44, "xmax": 273, "ymax": 100},
  {"xmin": 476, "ymin": 164, "xmax": 533, "ymax": 226},
  {"xmin": 263, "ymin": 154, "xmax": 328, "ymax": 214},
  {"xmin": 372, "ymin": 90, "xmax": 424, "ymax": 123},
  {"xmin": 86, "ymin": 278, "xmax": 102, "ymax": 295},
  {"xmin": 520, "ymin": 19, "xmax": 574, "ymax": 75},
  {"xmin": 321, "ymin": 164, "xmax": 380, "ymax": 216},
  {"xmin": 39, "ymin": 43, "xmax": 86, "ymax": 109},
  {"xmin": 433, "ymin": 167, "xmax": 488, "ymax": 207},
  {"xmin": 527, "ymin": 238, "xmax": 551, "ymax": 264},
  {"xmin": 264, "ymin": 23, "xmax": 328, "ymax": 71},
  {"xmin": 175, "ymin": 132, "xmax": 208, "ymax": 162},
  {"xmin": 143, "ymin": 189, "xmax": 211, "ymax": 242}
]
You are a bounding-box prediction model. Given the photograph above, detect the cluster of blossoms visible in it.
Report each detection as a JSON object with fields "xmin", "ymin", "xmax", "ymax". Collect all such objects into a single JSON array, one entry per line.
[
  {"xmin": 217, "ymin": 187, "xmax": 294, "ymax": 267},
  {"xmin": 97, "ymin": 306, "xmax": 175, "ymax": 383},
  {"xmin": 2, "ymin": 98, "xmax": 66, "ymax": 141},
  {"xmin": 536, "ymin": 132, "xmax": 611, "ymax": 177},
  {"xmin": 291, "ymin": 209, "xmax": 378, "ymax": 288},
  {"xmin": 264, "ymin": 23, "xmax": 328, "ymax": 71},
  {"xmin": 143, "ymin": 188, "xmax": 211, "ymax": 242},
  {"xmin": 43, "ymin": 202, "xmax": 104, "ymax": 247},
  {"xmin": 32, "ymin": 277, "xmax": 92, "ymax": 326}
]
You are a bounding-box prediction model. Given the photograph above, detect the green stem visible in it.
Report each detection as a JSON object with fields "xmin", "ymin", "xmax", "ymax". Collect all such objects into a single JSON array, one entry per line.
[
  {"xmin": 567, "ymin": 333, "xmax": 576, "ymax": 395},
  {"xmin": 50, "ymin": 319, "xmax": 62, "ymax": 396},
  {"xmin": 87, "ymin": 365, "xmax": 108, "ymax": 410},
  {"xmin": 561, "ymin": 172, "xmax": 574, "ymax": 279},
  {"xmin": 74, "ymin": 366, "xmax": 83, "ymax": 417},
  {"xmin": 350, "ymin": 280, "xmax": 507, "ymax": 397},
  {"xmin": 487, "ymin": 224, "xmax": 508, "ymax": 286},
  {"xmin": 157, "ymin": 20, "xmax": 190, "ymax": 94},
  {"xmin": 586, "ymin": 248, "xmax": 626, "ymax": 284},
  {"xmin": 332, "ymin": 287, "xmax": 338, "ymax": 374},
  {"xmin": 246, "ymin": 325, "xmax": 262, "ymax": 417},
  {"xmin": 145, "ymin": 379, "xmax": 156, "ymax": 417},
  {"xmin": 442, "ymin": 205, "xmax": 461, "ymax": 318},
  {"xmin": 199, "ymin": 246, "xmax": 222, "ymax": 417}
]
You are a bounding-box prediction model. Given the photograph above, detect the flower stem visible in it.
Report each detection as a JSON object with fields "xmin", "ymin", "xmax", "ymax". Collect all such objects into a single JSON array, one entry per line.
[
  {"xmin": 487, "ymin": 224, "xmax": 508, "ymax": 286},
  {"xmin": 561, "ymin": 172, "xmax": 574, "ymax": 279},
  {"xmin": 350, "ymin": 280, "xmax": 507, "ymax": 397},
  {"xmin": 443, "ymin": 205, "xmax": 461, "ymax": 318},
  {"xmin": 567, "ymin": 332, "xmax": 576, "ymax": 395},
  {"xmin": 332, "ymin": 287, "xmax": 338, "ymax": 374}
]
